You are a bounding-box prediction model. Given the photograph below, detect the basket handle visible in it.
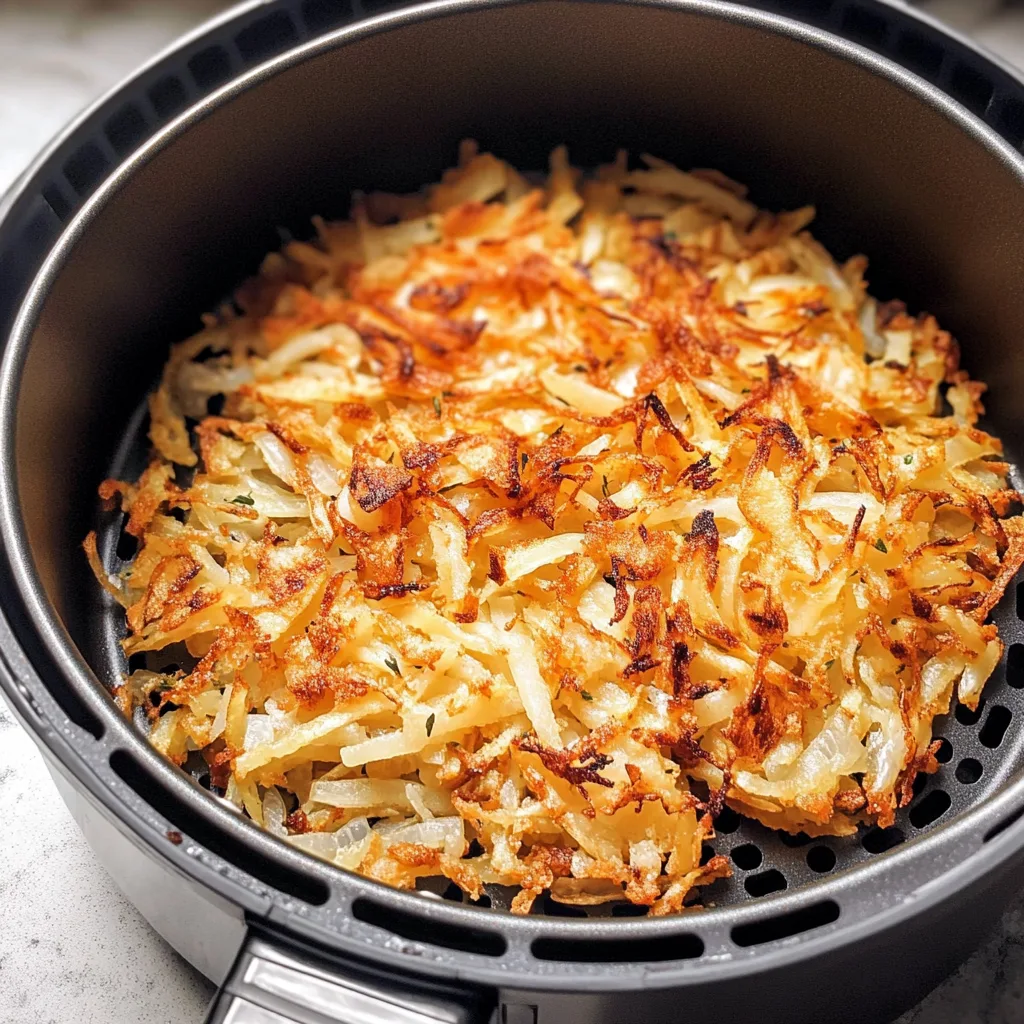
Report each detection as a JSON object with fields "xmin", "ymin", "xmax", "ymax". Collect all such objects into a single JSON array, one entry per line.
[{"xmin": 205, "ymin": 929, "xmax": 494, "ymax": 1024}]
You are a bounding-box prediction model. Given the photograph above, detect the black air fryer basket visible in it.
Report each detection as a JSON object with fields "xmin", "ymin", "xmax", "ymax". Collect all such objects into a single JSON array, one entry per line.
[{"xmin": 4, "ymin": 1, "xmax": 1024, "ymax": 1021}]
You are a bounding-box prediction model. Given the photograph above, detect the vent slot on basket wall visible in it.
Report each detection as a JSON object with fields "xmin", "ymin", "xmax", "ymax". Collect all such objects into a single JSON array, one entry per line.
[
  {"xmin": 531, "ymin": 932, "xmax": 704, "ymax": 963},
  {"xmin": 352, "ymin": 897, "xmax": 507, "ymax": 956},
  {"xmin": 731, "ymin": 901, "xmax": 840, "ymax": 948}
]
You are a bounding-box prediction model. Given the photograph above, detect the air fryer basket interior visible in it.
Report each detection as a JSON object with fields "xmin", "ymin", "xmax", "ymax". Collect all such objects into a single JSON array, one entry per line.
[
  {"xmin": 72, "ymin": 0, "xmax": 1024, "ymax": 912},
  {"xmin": 7, "ymin": 0, "xmax": 1024, "ymax": 1014}
]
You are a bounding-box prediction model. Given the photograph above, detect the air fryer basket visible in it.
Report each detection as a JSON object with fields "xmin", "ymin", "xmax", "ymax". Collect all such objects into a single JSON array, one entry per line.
[{"xmin": 4, "ymin": 1, "xmax": 1024, "ymax": 1022}]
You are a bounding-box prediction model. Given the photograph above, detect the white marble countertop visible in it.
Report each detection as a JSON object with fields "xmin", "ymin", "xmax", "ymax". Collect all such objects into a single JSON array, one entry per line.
[{"xmin": 3, "ymin": 2, "xmax": 1024, "ymax": 1021}]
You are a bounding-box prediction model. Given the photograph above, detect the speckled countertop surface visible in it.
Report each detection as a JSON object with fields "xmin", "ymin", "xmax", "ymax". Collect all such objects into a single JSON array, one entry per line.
[{"xmin": 3, "ymin": 2, "xmax": 1024, "ymax": 1021}]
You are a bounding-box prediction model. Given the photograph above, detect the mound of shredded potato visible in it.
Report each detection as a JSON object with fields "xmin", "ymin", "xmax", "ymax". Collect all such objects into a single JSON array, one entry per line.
[{"xmin": 87, "ymin": 142, "xmax": 1024, "ymax": 915}]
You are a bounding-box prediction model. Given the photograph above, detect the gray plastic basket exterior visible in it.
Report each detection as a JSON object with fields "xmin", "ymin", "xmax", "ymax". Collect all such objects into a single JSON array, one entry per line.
[{"xmin": 3, "ymin": 2, "xmax": 1024, "ymax": 1022}]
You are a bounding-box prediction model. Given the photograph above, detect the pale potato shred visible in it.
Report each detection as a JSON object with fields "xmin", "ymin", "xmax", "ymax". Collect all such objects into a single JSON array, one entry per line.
[{"xmin": 87, "ymin": 142, "xmax": 1024, "ymax": 915}]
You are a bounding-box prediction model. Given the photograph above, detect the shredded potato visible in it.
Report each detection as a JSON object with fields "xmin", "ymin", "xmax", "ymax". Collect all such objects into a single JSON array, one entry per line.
[{"xmin": 89, "ymin": 143, "xmax": 1024, "ymax": 915}]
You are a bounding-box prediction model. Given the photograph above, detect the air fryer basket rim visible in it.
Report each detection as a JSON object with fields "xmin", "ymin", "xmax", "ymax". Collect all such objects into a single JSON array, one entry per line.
[{"xmin": 3, "ymin": 0, "xmax": 1024, "ymax": 995}]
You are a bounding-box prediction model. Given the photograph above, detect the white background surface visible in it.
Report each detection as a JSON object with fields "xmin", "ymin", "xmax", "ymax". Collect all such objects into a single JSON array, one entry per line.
[{"xmin": 3, "ymin": 2, "xmax": 1024, "ymax": 1022}]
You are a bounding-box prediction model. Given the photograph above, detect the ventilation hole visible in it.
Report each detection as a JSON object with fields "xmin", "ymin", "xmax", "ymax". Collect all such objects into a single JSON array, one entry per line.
[
  {"xmin": 840, "ymin": 6, "xmax": 890, "ymax": 49},
  {"xmin": 714, "ymin": 806, "xmax": 741, "ymax": 834},
  {"xmin": 116, "ymin": 521, "xmax": 138, "ymax": 561},
  {"xmin": 127, "ymin": 652, "xmax": 148, "ymax": 673},
  {"xmin": 437, "ymin": 881, "xmax": 463, "ymax": 902},
  {"xmin": 731, "ymin": 900, "xmax": 840, "ymax": 948},
  {"xmin": 148, "ymin": 76, "xmax": 189, "ymax": 120},
  {"xmin": 206, "ymin": 393, "xmax": 226, "ymax": 416},
  {"xmin": 933, "ymin": 737, "xmax": 953, "ymax": 764},
  {"xmin": 909, "ymin": 789, "xmax": 951, "ymax": 829},
  {"xmin": 949, "ymin": 63, "xmax": 995, "ymax": 117},
  {"xmin": 862, "ymin": 826, "xmax": 905, "ymax": 854},
  {"xmin": 778, "ymin": 831, "xmax": 812, "ymax": 848},
  {"xmin": 911, "ymin": 771, "xmax": 929, "ymax": 798},
  {"xmin": 235, "ymin": 11, "xmax": 299, "ymax": 63},
  {"xmin": 699, "ymin": 842, "xmax": 716, "ymax": 866},
  {"xmin": 469, "ymin": 893, "xmax": 491, "ymax": 909},
  {"xmin": 63, "ymin": 143, "xmax": 109, "ymax": 197},
  {"xmin": 1016, "ymin": 580, "xmax": 1024, "ymax": 621},
  {"xmin": 108, "ymin": 749, "xmax": 328, "ymax": 904},
  {"xmin": 41, "ymin": 183, "xmax": 72, "ymax": 222},
  {"xmin": 955, "ymin": 758, "xmax": 983, "ymax": 785},
  {"xmin": 352, "ymin": 897, "xmax": 505, "ymax": 956},
  {"xmin": 1008, "ymin": 644, "xmax": 1024, "ymax": 688},
  {"xmin": 744, "ymin": 869, "xmax": 787, "ymax": 898},
  {"xmin": 188, "ymin": 46, "xmax": 233, "ymax": 90},
  {"xmin": 545, "ymin": 897, "xmax": 588, "ymax": 918},
  {"xmin": 611, "ymin": 903, "xmax": 649, "ymax": 918},
  {"xmin": 104, "ymin": 104, "xmax": 149, "ymax": 157},
  {"xmin": 806, "ymin": 846, "xmax": 837, "ymax": 874},
  {"xmin": 985, "ymin": 804, "xmax": 1024, "ymax": 843},
  {"xmin": 980, "ymin": 705, "xmax": 1012, "ymax": 749},
  {"xmin": 730, "ymin": 843, "xmax": 763, "ymax": 871},
  {"xmin": 894, "ymin": 30, "xmax": 944, "ymax": 81},
  {"xmin": 173, "ymin": 463, "xmax": 195, "ymax": 491},
  {"xmin": 956, "ymin": 698, "xmax": 985, "ymax": 726},
  {"xmin": 993, "ymin": 97, "xmax": 1024, "ymax": 147},
  {"xmin": 197, "ymin": 771, "xmax": 211, "ymax": 790},
  {"xmin": 301, "ymin": 0, "xmax": 354, "ymax": 31},
  {"xmin": 532, "ymin": 932, "xmax": 702, "ymax": 963}
]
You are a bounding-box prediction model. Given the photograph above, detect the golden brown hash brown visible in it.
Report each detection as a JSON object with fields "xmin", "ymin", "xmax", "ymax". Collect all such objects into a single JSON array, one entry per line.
[{"xmin": 87, "ymin": 142, "xmax": 1024, "ymax": 915}]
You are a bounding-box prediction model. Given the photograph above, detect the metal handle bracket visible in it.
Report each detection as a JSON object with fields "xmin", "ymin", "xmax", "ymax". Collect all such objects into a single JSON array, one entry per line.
[{"xmin": 206, "ymin": 929, "xmax": 493, "ymax": 1024}]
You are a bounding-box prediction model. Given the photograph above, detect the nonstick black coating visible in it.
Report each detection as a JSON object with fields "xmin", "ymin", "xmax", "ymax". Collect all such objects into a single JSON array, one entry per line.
[{"xmin": 5, "ymin": 1, "xmax": 1024, "ymax": 1021}]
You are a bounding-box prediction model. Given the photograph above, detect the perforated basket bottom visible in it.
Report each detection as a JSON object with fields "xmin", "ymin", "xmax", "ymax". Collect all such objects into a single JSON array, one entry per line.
[{"xmin": 89, "ymin": 388, "xmax": 1024, "ymax": 920}]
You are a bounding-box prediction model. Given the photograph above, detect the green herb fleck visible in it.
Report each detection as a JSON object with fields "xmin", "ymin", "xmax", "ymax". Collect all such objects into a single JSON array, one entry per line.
[
  {"xmin": 521, "ymin": 452, "xmax": 529, "ymax": 471},
  {"xmin": 824, "ymin": 659, "xmax": 835, "ymax": 670},
  {"xmin": 904, "ymin": 454, "xmax": 913, "ymax": 465},
  {"xmin": 425, "ymin": 712, "xmax": 435, "ymax": 737},
  {"xmin": 580, "ymin": 690, "xmax": 594, "ymax": 701},
  {"xmin": 664, "ymin": 231, "xmax": 678, "ymax": 241},
  {"xmin": 601, "ymin": 475, "xmax": 610, "ymax": 498},
  {"xmin": 874, "ymin": 538, "xmax": 888, "ymax": 554},
  {"xmin": 433, "ymin": 396, "xmax": 442, "ymax": 417},
  {"xmin": 384, "ymin": 653, "xmax": 401, "ymax": 676},
  {"xmin": 231, "ymin": 494, "xmax": 255, "ymax": 506}
]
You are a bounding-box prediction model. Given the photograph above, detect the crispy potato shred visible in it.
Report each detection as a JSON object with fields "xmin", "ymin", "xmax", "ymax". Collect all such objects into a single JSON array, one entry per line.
[{"xmin": 89, "ymin": 142, "xmax": 1024, "ymax": 915}]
